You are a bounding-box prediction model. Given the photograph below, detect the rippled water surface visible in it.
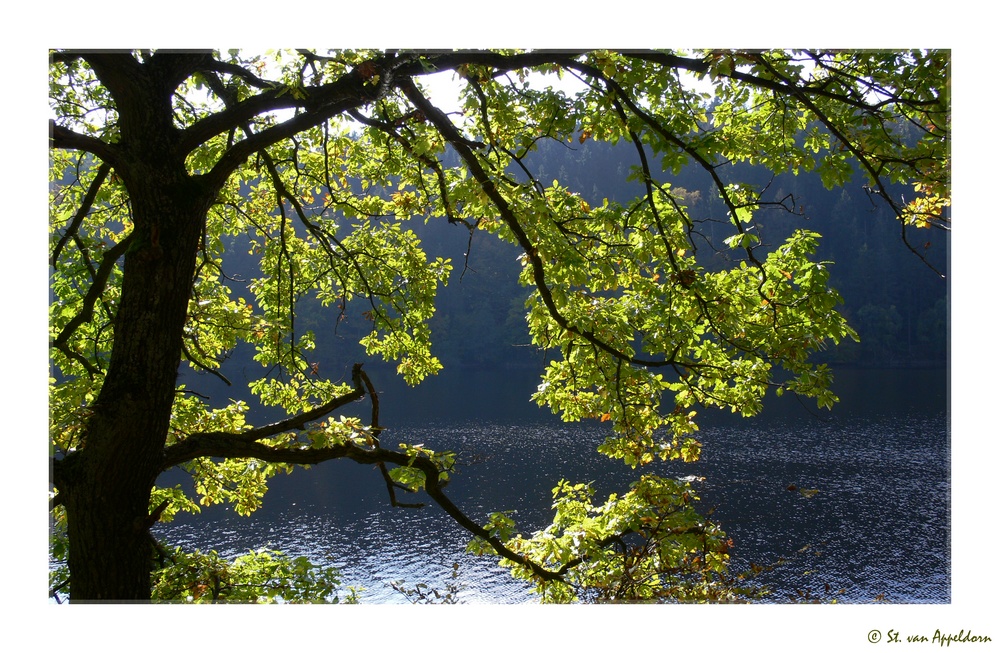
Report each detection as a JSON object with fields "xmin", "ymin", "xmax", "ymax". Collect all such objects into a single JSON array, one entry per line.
[{"xmin": 159, "ymin": 367, "xmax": 949, "ymax": 603}]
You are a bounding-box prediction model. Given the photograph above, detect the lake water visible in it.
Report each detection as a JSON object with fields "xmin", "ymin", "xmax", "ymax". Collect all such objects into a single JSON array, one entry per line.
[{"xmin": 157, "ymin": 365, "xmax": 949, "ymax": 604}]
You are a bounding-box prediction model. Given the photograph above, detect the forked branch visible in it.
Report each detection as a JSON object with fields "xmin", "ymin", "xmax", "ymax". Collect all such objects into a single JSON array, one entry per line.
[{"xmin": 159, "ymin": 362, "xmax": 567, "ymax": 582}]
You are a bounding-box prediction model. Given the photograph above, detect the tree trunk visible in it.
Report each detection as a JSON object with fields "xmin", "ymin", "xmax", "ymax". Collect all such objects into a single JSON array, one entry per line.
[{"xmin": 59, "ymin": 162, "xmax": 211, "ymax": 601}]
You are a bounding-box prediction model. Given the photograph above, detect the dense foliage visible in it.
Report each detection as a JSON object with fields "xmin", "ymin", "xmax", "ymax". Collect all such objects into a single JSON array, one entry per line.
[
  {"xmin": 49, "ymin": 49, "xmax": 949, "ymax": 602},
  {"xmin": 411, "ymin": 137, "xmax": 947, "ymax": 371}
]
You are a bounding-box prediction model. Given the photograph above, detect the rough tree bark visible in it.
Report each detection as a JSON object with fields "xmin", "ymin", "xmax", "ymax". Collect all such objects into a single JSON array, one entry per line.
[
  {"xmin": 51, "ymin": 53, "xmax": 217, "ymax": 601},
  {"xmin": 57, "ymin": 184, "xmax": 212, "ymax": 600}
]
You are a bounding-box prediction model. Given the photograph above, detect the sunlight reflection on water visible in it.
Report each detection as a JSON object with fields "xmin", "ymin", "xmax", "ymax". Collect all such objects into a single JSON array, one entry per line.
[{"xmin": 158, "ymin": 368, "xmax": 949, "ymax": 604}]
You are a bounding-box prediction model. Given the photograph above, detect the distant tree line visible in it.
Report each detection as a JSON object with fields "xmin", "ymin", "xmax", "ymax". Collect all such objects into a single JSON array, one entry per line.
[
  {"xmin": 209, "ymin": 134, "xmax": 947, "ymax": 389},
  {"xmin": 298, "ymin": 137, "xmax": 946, "ymax": 372}
]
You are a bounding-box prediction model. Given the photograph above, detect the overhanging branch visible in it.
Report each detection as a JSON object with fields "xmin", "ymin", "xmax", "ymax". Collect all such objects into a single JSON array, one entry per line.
[
  {"xmin": 159, "ymin": 361, "xmax": 566, "ymax": 583},
  {"xmin": 165, "ymin": 364, "xmax": 369, "ymax": 467},
  {"xmin": 163, "ymin": 432, "xmax": 566, "ymax": 582}
]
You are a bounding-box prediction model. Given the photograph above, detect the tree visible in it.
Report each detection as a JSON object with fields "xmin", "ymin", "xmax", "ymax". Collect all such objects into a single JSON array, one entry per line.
[{"xmin": 49, "ymin": 49, "xmax": 949, "ymax": 602}]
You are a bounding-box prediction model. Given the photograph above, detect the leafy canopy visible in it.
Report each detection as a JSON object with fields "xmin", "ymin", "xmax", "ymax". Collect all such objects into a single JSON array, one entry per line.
[{"xmin": 49, "ymin": 49, "xmax": 949, "ymax": 602}]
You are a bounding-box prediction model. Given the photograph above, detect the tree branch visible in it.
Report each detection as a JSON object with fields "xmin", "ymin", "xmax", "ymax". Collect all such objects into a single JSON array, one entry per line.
[
  {"xmin": 181, "ymin": 341, "xmax": 232, "ymax": 386},
  {"xmin": 399, "ymin": 75, "xmax": 676, "ymax": 370},
  {"xmin": 627, "ymin": 50, "xmax": 881, "ymax": 115},
  {"xmin": 187, "ymin": 53, "xmax": 403, "ymax": 188},
  {"xmin": 49, "ymin": 122, "xmax": 120, "ymax": 166},
  {"xmin": 164, "ymin": 429, "xmax": 566, "ymax": 582},
  {"xmin": 50, "ymin": 234, "xmax": 132, "ymax": 350},
  {"xmin": 749, "ymin": 56, "xmax": 947, "ymax": 278},
  {"xmin": 77, "ymin": 52, "xmax": 144, "ymax": 102},
  {"xmin": 160, "ymin": 361, "xmax": 566, "ymax": 583},
  {"xmin": 162, "ymin": 364, "xmax": 368, "ymax": 469},
  {"xmin": 191, "ymin": 51, "xmax": 582, "ymax": 191},
  {"xmin": 51, "ymin": 160, "xmax": 112, "ymax": 269},
  {"xmin": 357, "ymin": 365, "xmax": 423, "ymax": 508},
  {"xmin": 198, "ymin": 90, "xmax": 373, "ymax": 194},
  {"xmin": 201, "ymin": 58, "xmax": 276, "ymax": 90}
]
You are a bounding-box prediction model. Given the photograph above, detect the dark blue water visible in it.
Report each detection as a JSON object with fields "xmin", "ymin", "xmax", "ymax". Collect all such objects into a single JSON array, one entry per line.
[{"xmin": 157, "ymin": 366, "xmax": 949, "ymax": 603}]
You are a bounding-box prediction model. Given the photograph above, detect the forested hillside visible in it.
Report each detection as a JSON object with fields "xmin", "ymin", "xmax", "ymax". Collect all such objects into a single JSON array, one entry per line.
[{"xmin": 257, "ymin": 136, "xmax": 947, "ymax": 380}]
